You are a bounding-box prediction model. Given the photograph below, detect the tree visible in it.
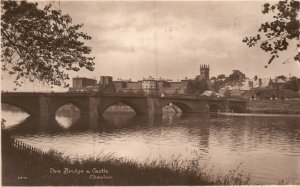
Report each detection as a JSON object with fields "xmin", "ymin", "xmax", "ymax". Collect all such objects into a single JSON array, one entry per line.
[
  {"xmin": 210, "ymin": 74, "xmax": 226, "ymax": 92},
  {"xmin": 210, "ymin": 76, "xmax": 216, "ymax": 81},
  {"xmin": 276, "ymin": 75, "xmax": 287, "ymax": 81},
  {"xmin": 1, "ymin": 1, "xmax": 95, "ymax": 87},
  {"xmin": 242, "ymin": 0, "xmax": 299, "ymax": 66},
  {"xmin": 185, "ymin": 80, "xmax": 197, "ymax": 94},
  {"xmin": 211, "ymin": 79, "xmax": 225, "ymax": 92},
  {"xmin": 285, "ymin": 76, "xmax": 299, "ymax": 91},
  {"xmin": 217, "ymin": 74, "xmax": 226, "ymax": 80},
  {"xmin": 185, "ymin": 79, "xmax": 208, "ymax": 95},
  {"xmin": 226, "ymin": 70, "xmax": 246, "ymax": 86}
]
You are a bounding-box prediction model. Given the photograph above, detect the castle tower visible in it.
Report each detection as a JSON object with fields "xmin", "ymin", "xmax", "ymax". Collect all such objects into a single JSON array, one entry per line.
[{"xmin": 199, "ymin": 64, "xmax": 210, "ymax": 80}]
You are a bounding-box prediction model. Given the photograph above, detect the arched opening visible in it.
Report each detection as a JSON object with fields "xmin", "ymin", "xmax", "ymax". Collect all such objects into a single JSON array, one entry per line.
[
  {"xmin": 209, "ymin": 104, "xmax": 222, "ymax": 113},
  {"xmin": 162, "ymin": 102, "xmax": 192, "ymax": 114},
  {"xmin": 55, "ymin": 103, "xmax": 81, "ymax": 128},
  {"xmin": 162, "ymin": 102, "xmax": 192, "ymax": 124},
  {"xmin": 1, "ymin": 103, "xmax": 30, "ymax": 129},
  {"xmin": 102, "ymin": 101, "xmax": 136, "ymax": 126},
  {"xmin": 162, "ymin": 103, "xmax": 182, "ymax": 114},
  {"xmin": 103, "ymin": 101, "xmax": 136, "ymax": 114},
  {"xmin": 229, "ymin": 106, "xmax": 244, "ymax": 113}
]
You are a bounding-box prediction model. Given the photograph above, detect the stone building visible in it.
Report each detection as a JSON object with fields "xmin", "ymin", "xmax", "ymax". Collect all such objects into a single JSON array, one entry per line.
[
  {"xmin": 68, "ymin": 64, "xmax": 206, "ymax": 95},
  {"xmin": 103, "ymin": 76, "xmax": 191, "ymax": 95},
  {"xmin": 99, "ymin": 76, "xmax": 113, "ymax": 88},
  {"xmin": 250, "ymin": 77, "xmax": 271, "ymax": 88},
  {"xmin": 69, "ymin": 77, "xmax": 97, "ymax": 91},
  {"xmin": 142, "ymin": 76, "xmax": 157, "ymax": 95},
  {"xmin": 114, "ymin": 79, "xmax": 143, "ymax": 94},
  {"xmin": 141, "ymin": 77, "xmax": 191, "ymax": 95},
  {"xmin": 159, "ymin": 81, "xmax": 184, "ymax": 95}
]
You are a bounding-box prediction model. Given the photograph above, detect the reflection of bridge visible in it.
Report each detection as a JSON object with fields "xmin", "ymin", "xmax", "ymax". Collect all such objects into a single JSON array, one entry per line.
[{"xmin": 1, "ymin": 92, "xmax": 247, "ymax": 124}]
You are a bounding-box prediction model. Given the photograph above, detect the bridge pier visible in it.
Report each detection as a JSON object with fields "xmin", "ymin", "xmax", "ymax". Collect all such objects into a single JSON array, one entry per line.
[
  {"xmin": 37, "ymin": 96, "xmax": 101, "ymax": 128},
  {"xmin": 147, "ymin": 97, "xmax": 163, "ymax": 115},
  {"xmin": 38, "ymin": 96, "xmax": 51, "ymax": 127},
  {"xmin": 224, "ymin": 99, "xmax": 230, "ymax": 112},
  {"xmin": 80, "ymin": 97, "xmax": 101, "ymax": 128}
]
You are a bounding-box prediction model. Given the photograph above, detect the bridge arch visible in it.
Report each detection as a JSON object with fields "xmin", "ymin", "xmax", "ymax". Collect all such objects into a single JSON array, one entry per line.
[
  {"xmin": 209, "ymin": 103, "xmax": 223, "ymax": 112},
  {"xmin": 161, "ymin": 101, "xmax": 193, "ymax": 113},
  {"xmin": 1, "ymin": 100, "xmax": 36, "ymax": 116},
  {"xmin": 1, "ymin": 103, "xmax": 31, "ymax": 129},
  {"xmin": 229, "ymin": 105, "xmax": 244, "ymax": 113},
  {"xmin": 55, "ymin": 103, "xmax": 81, "ymax": 128},
  {"xmin": 47, "ymin": 99, "xmax": 89, "ymax": 121},
  {"xmin": 98, "ymin": 99, "xmax": 144, "ymax": 115}
]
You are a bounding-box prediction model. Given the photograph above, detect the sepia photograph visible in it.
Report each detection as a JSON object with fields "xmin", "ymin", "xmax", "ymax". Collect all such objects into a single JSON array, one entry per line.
[{"xmin": 1, "ymin": 0, "xmax": 300, "ymax": 186}]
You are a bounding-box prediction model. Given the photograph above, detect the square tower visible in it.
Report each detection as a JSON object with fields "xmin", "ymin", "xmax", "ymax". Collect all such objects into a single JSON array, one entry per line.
[{"xmin": 200, "ymin": 64, "xmax": 210, "ymax": 80}]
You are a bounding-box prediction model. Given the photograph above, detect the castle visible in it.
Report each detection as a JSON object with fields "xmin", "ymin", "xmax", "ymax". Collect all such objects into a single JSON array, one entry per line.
[{"xmin": 69, "ymin": 64, "xmax": 210, "ymax": 95}]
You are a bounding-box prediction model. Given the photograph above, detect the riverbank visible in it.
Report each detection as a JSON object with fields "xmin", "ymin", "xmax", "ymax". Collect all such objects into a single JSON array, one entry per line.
[
  {"xmin": 247, "ymin": 99, "xmax": 300, "ymax": 114},
  {"xmin": 2, "ymin": 132, "xmax": 249, "ymax": 186},
  {"xmin": 219, "ymin": 112, "xmax": 300, "ymax": 117}
]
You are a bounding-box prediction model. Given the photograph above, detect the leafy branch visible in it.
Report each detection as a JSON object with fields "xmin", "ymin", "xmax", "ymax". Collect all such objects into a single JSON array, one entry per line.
[
  {"xmin": 1, "ymin": 0, "xmax": 95, "ymax": 88},
  {"xmin": 242, "ymin": 0, "xmax": 299, "ymax": 66}
]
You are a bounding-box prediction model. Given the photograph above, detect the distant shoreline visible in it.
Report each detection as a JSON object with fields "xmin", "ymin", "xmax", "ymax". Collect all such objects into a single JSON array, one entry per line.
[
  {"xmin": 246, "ymin": 99, "xmax": 300, "ymax": 115},
  {"xmin": 219, "ymin": 112, "xmax": 300, "ymax": 117}
]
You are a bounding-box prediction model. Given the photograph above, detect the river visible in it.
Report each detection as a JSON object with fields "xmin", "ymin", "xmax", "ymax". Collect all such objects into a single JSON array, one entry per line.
[{"xmin": 2, "ymin": 104, "xmax": 300, "ymax": 185}]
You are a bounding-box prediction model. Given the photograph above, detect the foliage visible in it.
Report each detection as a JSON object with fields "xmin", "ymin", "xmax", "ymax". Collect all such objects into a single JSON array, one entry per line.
[
  {"xmin": 1, "ymin": 0, "xmax": 95, "ymax": 87},
  {"xmin": 276, "ymin": 75, "xmax": 287, "ymax": 81},
  {"xmin": 211, "ymin": 74, "xmax": 227, "ymax": 92},
  {"xmin": 185, "ymin": 78, "xmax": 208, "ymax": 94},
  {"xmin": 1, "ymin": 118, "xmax": 6, "ymax": 127},
  {"xmin": 2, "ymin": 133, "xmax": 251, "ymax": 185},
  {"xmin": 210, "ymin": 71, "xmax": 247, "ymax": 92},
  {"xmin": 217, "ymin": 74, "xmax": 226, "ymax": 80},
  {"xmin": 242, "ymin": 0, "xmax": 300, "ymax": 65},
  {"xmin": 226, "ymin": 70, "xmax": 246, "ymax": 86},
  {"xmin": 210, "ymin": 76, "xmax": 217, "ymax": 81},
  {"xmin": 185, "ymin": 80, "xmax": 197, "ymax": 94},
  {"xmin": 211, "ymin": 79, "xmax": 225, "ymax": 92},
  {"xmin": 285, "ymin": 76, "xmax": 299, "ymax": 91}
]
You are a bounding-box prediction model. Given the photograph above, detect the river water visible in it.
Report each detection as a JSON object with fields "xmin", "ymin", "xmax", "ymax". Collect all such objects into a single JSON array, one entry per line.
[{"xmin": 2, "ymin": 105, "xmax": 300, "ymax": 185}]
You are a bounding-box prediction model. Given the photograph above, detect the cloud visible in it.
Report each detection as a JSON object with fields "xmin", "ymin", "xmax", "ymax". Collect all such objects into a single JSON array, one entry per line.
[
  {"xmin": 95, "ymin": 39, "xmax": 135, "ymax": 53},
  {"xmin": 60, "ymin": 1, "xmax": 300, "ymax": 80}
]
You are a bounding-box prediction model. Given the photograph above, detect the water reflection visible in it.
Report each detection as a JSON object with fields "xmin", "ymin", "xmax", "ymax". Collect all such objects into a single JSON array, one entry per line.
[
  {"xmin": 1, "ymin": 104, "xmax": 30, "ymax": 128},
  {"xmin": 1, "ymin": 107, "xmax": 300, "ymax": 184},
  {"xmin": 55, "ymin": 103, "xmax": 81, "ymax": 129}
]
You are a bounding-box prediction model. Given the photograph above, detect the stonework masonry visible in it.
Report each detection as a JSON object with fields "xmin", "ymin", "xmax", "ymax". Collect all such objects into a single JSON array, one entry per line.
[
  {"xmin": 68, "ymin": 64, "xmax": 210, "ymax": 95},
  {"xmin": 2, "ymin": 92, "xmax": 247, "ymax": 127}
]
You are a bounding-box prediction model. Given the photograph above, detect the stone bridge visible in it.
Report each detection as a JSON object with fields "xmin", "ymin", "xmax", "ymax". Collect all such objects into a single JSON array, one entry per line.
[{"xmin": 1, "ymin": 92, "xmax": 247, "ymax": 124}]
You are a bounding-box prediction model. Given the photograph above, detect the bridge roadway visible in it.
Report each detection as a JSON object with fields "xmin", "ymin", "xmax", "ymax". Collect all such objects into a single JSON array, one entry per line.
[{"xmin": 1, "ymin": 91, "xmax": 247, "ymax": 125}]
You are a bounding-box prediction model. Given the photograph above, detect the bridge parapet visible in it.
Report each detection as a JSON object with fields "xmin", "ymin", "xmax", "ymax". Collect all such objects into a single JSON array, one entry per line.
[{"xmin": 2, "ymin": 91, "xmax": 247, "ymax": 102}]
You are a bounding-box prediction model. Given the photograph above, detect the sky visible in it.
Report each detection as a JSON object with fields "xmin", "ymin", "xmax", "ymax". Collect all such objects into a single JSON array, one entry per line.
[{"xmin": 1, "ymin": 1, "xmax": 300, "ymax": 91}]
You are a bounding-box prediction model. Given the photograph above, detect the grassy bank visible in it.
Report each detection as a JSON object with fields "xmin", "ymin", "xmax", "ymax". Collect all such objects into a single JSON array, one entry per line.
[
  {"xmin": 2, "ymin": 132, "xmax": 249, "ymax": 186},
  {"xmin": 247, "ymin": 99, "xmax": 300, "ymax": 114}
]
